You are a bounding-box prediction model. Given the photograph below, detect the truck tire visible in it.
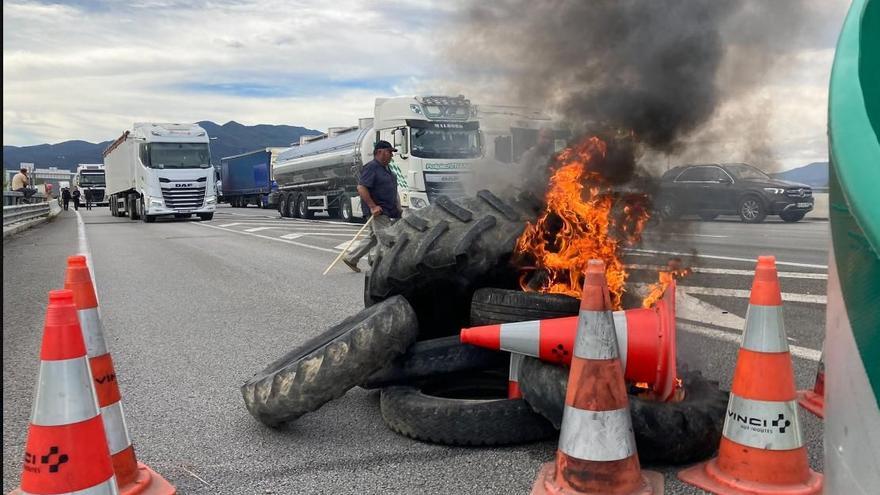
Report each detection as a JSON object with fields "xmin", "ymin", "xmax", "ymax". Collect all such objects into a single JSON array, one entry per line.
[
  {"xmin": 364, "ymin": 190, "xmax": 532, "ymax": 339},
  {"xmin": 279, "ymin": 194, "xmax": 290, "ymax": 217},
  {"xmin": 339, "ymin": 194, "xmax": 355, "ymax": 222},
  {"xmin": 140, "ymin": 198, "xmax": 156, "ymax": 223},
  {"xmin": 241, "ymin": 296, "xmax": 418, "ymax": 427},
  {"xmin": 518, "ymin": 357, "xmax": 729, "ymax": 464},
  {"xmin": 198, "ymin": 213, "xmax": 214, "ymax": 221},
  {"xmin": 287, "ymin": 193, "xmax": 299, "ymax": 218},
  {"xmin": 470, "ymin": 288, "xmax": 580, "ymax": 326},
  {"xmin": 361, "ymin": 336, "xmax": 508, "ymax": 389},
  {"xmin": 127, "ymin": 194, "xmax": 139, "ymax": 220},
  {"xmin": 297, "ymin": 194, "xmax": 314, "ymax": 219},
  {"xmin": 379, "ymin": 370, "xmax": 556, "ymax": 446}
]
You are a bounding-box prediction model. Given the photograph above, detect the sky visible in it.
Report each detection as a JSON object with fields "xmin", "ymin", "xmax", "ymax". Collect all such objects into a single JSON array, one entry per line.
[{"xmin": 3, "ymin": 0, "xmax": 852, "ymax": 171}]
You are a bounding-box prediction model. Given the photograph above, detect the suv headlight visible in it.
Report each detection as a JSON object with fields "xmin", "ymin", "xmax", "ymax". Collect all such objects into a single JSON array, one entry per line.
[
  {"xmin": 763, "ymin": 187, "xmax": 785, "ymax": 195},
  {"xmin": 411, "ymin": 197, "xmax": 428, "ymax": 209}
]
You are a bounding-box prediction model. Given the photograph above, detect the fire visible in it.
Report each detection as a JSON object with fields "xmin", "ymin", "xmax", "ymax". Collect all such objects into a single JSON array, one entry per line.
[
  {"xmin": 642, "ymin": 259, "xmax": 692, "ymax": 308},
  {"xmin": 514, "ymin": 136, "xmax": 650, "ymax": 310}
]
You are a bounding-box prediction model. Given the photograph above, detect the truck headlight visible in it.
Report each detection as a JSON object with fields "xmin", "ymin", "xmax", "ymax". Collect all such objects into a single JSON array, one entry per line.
[
  {"xmin": 763, "ymin": 187, "xmax": 785, "ymax": 195},
  {"xmin": 411, "ymin": 197, "xmax": 428, "ymax": 209},
  {"xmin": 206, "ymin": 195, "xmax": 217, "ymax": 204},
  {"xmin": 149, "ymin": 197, "xmax": 164, "ymax": 207}
]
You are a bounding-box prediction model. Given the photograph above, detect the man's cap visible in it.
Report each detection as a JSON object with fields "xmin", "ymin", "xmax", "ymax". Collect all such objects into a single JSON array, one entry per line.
[{"xmin": 374, "ymin": 140, "xmax": 397, "ymax": 152}]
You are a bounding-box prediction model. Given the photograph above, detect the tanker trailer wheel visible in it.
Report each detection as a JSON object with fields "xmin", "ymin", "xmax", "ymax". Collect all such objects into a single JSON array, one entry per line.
[
  {"xmin": 241, "ymin": 295, "xmax": 418, "ymax": 427},
  {"xmin": 279, "ymin": 194, "xmax": 290, "ymax": 218},
  {"xmin": 297, "ymin": 194, "xmax": 314, "ymax": 219},
  {"xmin": 517, "ymin": 357, "xmax": 729, "ymax": 464},
  {"xmin": 287, "ymin": 194, "xmax": 299, "ymax": 218},
  {"xmin": 364, "ymin": 190, "xmax": 532, "ymax": 339},
  {"xmin": 379, "ymin": 369, "xmax": 556, "ymax": 446},
  {"xmin": 339, "ymin": 194, "xmax": 355, "ymax": 222}
]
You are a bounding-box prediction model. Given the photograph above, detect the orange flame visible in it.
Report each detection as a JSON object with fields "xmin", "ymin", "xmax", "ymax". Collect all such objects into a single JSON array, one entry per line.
[
  {"xmin": 642, "ymin": 262, "xmax": 692, "ymax": 308},
  {"xmin": 514, "ymin": 136, "xmax": 650, "ymax": 310}
]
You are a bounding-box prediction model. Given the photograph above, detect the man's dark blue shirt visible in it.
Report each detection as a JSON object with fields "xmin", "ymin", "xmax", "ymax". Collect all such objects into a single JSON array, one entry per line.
[{"xmin": 359, "ymin": 159, "xmax": 401, "ymax": 218}]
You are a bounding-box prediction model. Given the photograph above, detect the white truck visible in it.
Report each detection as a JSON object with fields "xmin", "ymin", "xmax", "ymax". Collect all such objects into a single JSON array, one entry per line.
[
  {"xmin": 104, "ymin": 123, "xmax": 217, "ymax": 222},
  {"xmin": 74, "ymin": 164, "xmax": 108, "ymax": 205},
  {"xmin": 271, "ymin": 95, "xmax": 482, "ymax": 221},
  {"xmin": 475, "ymin": 104, "xmax": 567, "ymax": 164}
]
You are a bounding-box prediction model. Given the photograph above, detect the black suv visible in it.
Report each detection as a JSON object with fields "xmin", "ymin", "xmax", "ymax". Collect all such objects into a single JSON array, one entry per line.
[{"xmin": 656, "ymin": 163, "xmax": 814, "ymax": 223}]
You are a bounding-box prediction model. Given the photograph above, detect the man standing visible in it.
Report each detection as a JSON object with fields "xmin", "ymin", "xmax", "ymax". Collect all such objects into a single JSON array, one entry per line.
[
  {"xmin": 72, "ymin": 188, "xmax": 81, "ymax": 210},
  {"xmin": 11, "ymin": 168, "xmax": 37, "ymax": 202},
  {"xmin": 61, "ymin": 188, "xmax": 71, "ymax": 210},
  {"xmin": 342, "ymin": 140, "xmax": 402, "ymax": 272},
  {"xmin": 84, "ymin": 187, "xmax": 93, "ymax": 210}
]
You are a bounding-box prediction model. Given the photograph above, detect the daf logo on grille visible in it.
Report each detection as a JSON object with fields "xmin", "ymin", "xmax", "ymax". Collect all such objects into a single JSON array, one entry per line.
[{"xmin": 175, "ymin": 183, "xmax": 192, "ymax": 188}]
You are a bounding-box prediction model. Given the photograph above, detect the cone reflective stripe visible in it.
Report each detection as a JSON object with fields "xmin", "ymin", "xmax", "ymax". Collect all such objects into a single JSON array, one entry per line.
[
  {"xmin": 64, "ymin": 255, "xmax": 176, "ymax": 495},
  {"xmin": 797, "ymin": 344, "xmax": 825, "ymax": 419},
  {"xmin": 12, "ymin": 289, "xmax": 118, "ymax": 495},
  {"xmin": 678, "ymin": 256, "xmax": 822, "ymax": 494},
  {"xmin": 532, "ymin": 260, "xmax": 661, "ymax": 495},
  {"xmin": 461, "ymin": 282, "xmax": 678, "ymax": 400},
  {"xmin": 509, "ymin": 353, "xmax": 524, "ymax": 399}
]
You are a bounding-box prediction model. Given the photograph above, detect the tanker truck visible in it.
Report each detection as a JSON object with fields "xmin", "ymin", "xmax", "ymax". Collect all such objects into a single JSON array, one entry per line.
[
  {"xmin": 272, "ymin": 95, "xmax": 482, "ymax": 222},
  {"xmin": 104, "ymin": 123, "xmax": 217, "ymax": 222}
]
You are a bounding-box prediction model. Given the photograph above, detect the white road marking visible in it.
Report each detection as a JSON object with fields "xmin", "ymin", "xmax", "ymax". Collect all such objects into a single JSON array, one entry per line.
[
  {"xmin": 678, "ymin": 286, "xmax": 826, "ymax": 304},
  {"xmin": 627, "ymin": 264, "xmax": 827, "ymax": 280},
  {"xmin": 214, "ymin": 221, "xmax": 360, "ymax": 230},
  {"xmin": 626, "ymin": 248, "xmax": 828, "ymax": 270},
  {"xmin": 74, "ymin": 210, "xmax": 98, "ymax": 302},
  {"xmin": 218, "ymin": 223, "xmax": 241, "ymax": 227},
  {"xmin": 643, "ymin": 233, "xmax": 728, "ymax": 238},
  {"xmin": 334, "ymin": 241, "xmax": 351, "ymax": 250},
  {"xmin": 194, "ymin": 222, "xmax": 340, "ymax": 254},
  {"xmin": 244, "ymin": 227, "xmax": 284, "ymax": 232},
  {"xmin": 677, "ymin": 322, "xmax": 821, "ymax": 362},
  {"xmin": 677, "ymin": 290, "xmax": 746, "ymax": 331},
  {"xmin": 280, "ymin": 233, "xmax": 303, "ymax": 240}
]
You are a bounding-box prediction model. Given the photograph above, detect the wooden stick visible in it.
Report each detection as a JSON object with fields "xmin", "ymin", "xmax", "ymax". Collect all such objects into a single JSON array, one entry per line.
[{"xmin": 322, "ymin": 215, "xmax": 374, "ymax": 275}]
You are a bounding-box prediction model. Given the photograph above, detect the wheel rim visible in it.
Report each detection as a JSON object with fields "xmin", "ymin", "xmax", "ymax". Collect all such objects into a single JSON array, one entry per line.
[
  {"xmin": 287, "ymin": 198, "xmax": 296, "ymax": 217},
  {"xmin": 299, "ymin": 197, "xmax": 307, "ymax": 216},
  {"xmin": 741, "ymin": 200, "xmax": 760, "ymax": 220},
  {"xmin": 342, "ymin": 201, "xmax": 351, "ymax": 220}
]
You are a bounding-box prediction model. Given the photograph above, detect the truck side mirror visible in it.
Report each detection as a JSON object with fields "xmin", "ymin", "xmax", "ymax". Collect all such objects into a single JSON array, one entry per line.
[{"xmin": 393, "ymin": 128, "xmax": 409, "ymax": 158}]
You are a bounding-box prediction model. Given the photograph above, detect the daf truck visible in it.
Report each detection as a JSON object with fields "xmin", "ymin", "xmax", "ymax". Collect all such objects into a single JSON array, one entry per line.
[
  {"xmin": 220, "ymin": 148, "xmax": 285, "ymax": 208},
  {"xmin": 104, "ymin": 123, "xmax": 216, "ymax": 222},
  {"xmin": 74, "ymin": 164, "xmax": 108, "ymax": 205},
  {"xmin": 271, "ymin": 95, "xmax": 482, "ymax": 222}
]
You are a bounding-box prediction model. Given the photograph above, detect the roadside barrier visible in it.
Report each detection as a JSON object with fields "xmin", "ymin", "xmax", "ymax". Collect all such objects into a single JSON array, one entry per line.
[
  {"xmin": 508, "ymin": 353, "xmax": 524, "ymax": 399},
  {"xmin": 461, "ymin": 282, "xmax": 678, "ymax": 401},
  {"xmin": 531, "ymin": 260, "xmax": 662, "ymax": 495},
  {"xmin": 64, "ymin": 255, "xmax": 176, "ymax": 495},
  {"xmin": 678, "ymin": 256, "xmax": 823, "ymax": 494},
  {"xmin": 9, "ymin": 290, "xmax": 118, "ymax": 495},
  {"xmin": 797, "ymin": 343, "xmax": 825, "ymax": 419}
]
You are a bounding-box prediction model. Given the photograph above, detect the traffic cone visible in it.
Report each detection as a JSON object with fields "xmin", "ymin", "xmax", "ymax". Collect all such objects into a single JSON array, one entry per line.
[
  {"xmin": 797, "ymin": 343, "xmax": 825, "ymax": 419},
  {"xmin": 509, "ymin": 353, "xmax": 524, "ymax": 399},
  {"xmin": 9, "ymin": 289, "xmax": 119, "ymax": 495},
  {"xmin": 461, "ymin": 281, "xmax": 678, "ymax": 401},
  {"xmin": 532, "ymin": 260, "xmax": 663, "ymax": 495},
  {"xmin": 678, "ymin": 256, "xmax": 822, "ymax": 494},
  {"xmin": 64, "ymin": 255, "xmax": 176, "ymax": 495}
]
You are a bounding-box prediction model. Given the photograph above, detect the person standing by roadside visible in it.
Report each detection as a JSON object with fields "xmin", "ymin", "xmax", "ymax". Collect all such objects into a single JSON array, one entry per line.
[
  {"xmin": 84, "ymin": 187, "xmax": 93, "ymax": 210},
  {"xmin": 11, "ymin": 168, "xmax": 37, "ymax": 202},
  {"xmin": 342, "ymin": 140, "xmax": 402, "ymax": 272},
  {"xmin": 72, "ymin": 188, "xmax": 81, "ymax": 210},
  {"xmin": 61, "ymin": 188, "xmax": 71, "ymax": 210}
]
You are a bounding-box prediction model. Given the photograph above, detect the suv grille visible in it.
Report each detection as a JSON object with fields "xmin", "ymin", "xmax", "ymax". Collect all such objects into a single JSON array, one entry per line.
[
  {"xmin": 161, "ymin": 185, "xmax": 205, "ymax": 210},
  {"xmin": 784, "ymin": 187, "xmax": 812, "ymax": 198}
]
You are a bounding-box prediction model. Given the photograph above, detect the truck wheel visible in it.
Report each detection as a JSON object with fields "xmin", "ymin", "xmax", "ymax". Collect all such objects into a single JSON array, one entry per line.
[
  {"xmin": 197, "ymin": 213, "xmax": 214, "ymax": 221},
  {"xmin": 361, "ymin": 336, "xmax": 508, "ymax": 389},
  {"xmin": 297, "ymin": 194, "xmax": 314, "ymax": 219},
  {"xmin": 110, "ymin": 195, "xmax": 117, "ymax": 216},
  {"xmin": 140, "ymin": 198, "xmax": 156, "ymax": 223},
  {"xmin": 279, "ymin": 194, "xmax": 289, "ymax": 217},
  {"xmin": 365, "ymin": 190, "xmax": 531, "ymax": 339},
  {"xmin": 470, "ymin": 288, "xmax": 580, "ymax": 326},
  {"xmin": 127, "ymin": 195, "xmax": 139, "ymax": 220},
  {"xmin": 518, "ymin": 357, "xmax": 729, "ymax": 464},
  {"xmin": 241, "ymin": 296, "xmax": 418, "ymax": 427},
  {"xmin": 289, "ymin": 194, "xmax": 301, "ymax": 218},
  {"xmin": 379, "ymin": 370, "xmax": 556, "ymax": 446},
  {"xmin": 339, "ymin": 195, "xmax": 355, "ymax": 222}
]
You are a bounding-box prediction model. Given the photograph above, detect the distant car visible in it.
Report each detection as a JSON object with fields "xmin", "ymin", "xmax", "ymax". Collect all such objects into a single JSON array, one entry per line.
[{"xmin": 656, "ymin": 163, "xmax": 814, "ymax": 223}]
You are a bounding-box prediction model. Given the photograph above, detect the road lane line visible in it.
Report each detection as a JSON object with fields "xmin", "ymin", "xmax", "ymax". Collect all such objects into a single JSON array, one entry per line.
[
  {"xmin": 643, "ymin": 233, "xmax": 728, "ymax": 238},
  {"xmin": 281, "ymin": 233, "xmax": 303, "ymax": 240},
  {"xmin": 677, "ymin": 322, "xmax": 821, "ymax": 362},
  {"xmin": 625, "ymin": 248, "xmax": 828, "ymax": 270},
  {"xmin": 679, "ymin": 286, "xmax": 826, "ymax": 304},
  {"xmin": 218, "ymin": 223, "xmax": 241, "ymax": 227},
  {"xmin": 244, "ymin": 227, "xmax": 284, "ymax": 232},
  {"xmin": 194, "ymin": 222, "xmax": 339, "ymax": 254},
  {"xmin": 74, "ymin": 210, "xmax": 98, "ymax": 301},
  {"xmin": 677, "ymin": 290, "xmax": 746, "ymax": 331},
  {"xmin": 627, "ymin": 264, "xmax": 827, "ymax": 280}
]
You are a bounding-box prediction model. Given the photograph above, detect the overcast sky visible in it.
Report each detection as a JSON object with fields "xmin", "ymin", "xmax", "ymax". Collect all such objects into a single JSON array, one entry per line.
[{"xmin": 3, "ymin": 0, "xmax": 851, "ymax": 171}]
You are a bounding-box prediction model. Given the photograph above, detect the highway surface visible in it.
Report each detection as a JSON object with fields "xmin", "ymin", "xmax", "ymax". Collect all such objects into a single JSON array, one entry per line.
[{"xmin": 3, "ymin": 205, "xmax": 828, "ymax": 494}]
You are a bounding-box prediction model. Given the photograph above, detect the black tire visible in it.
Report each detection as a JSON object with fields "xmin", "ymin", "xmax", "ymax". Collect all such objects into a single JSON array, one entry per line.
[
  {"xmin": 279, "ymin": 194, "xmax": 290, "ymax": 218},
  {"xmin": 140, "ymin": 198, "xmax": 156, "ymax": 223},
  {"xmin": 470, "ymin": 288, "xmax": 580, "ymax": 326},
  {"xmin": 739, "ymin": 195, "xmax": 766, "ymax": 223},
  {"xmin": 780, "ymin": 211, "xmax": 806, "ymax": 223},
  {"xmin": 698, "ymin": 212, "xmax": 719, "ymax": 221},
  {"xmin": 198, "ymin": 213, "xmax": 214, "ymax": 221},
  {"xmin": 518, "ymin": 357, "xmax": 729, "ymax": 464},
  {"xmin": 287, "ymin": 193, "xmax": 299, "ymax": 218},
  {"xmin": 297, "ymin": 194, "xmax": 315, "ymax": 219},
  {"xmin": 379, "ymin": 370, "xmax": 556, "ymax": 446},
  {"xmin": 365, "ymin": 190, "xmax": 532, "ymax": 339},
  {"xmin": 339, "ymin": 194, "xmax": 355, "ymax": 222},
  {"xmin": 361, "ymin": 336, "xmax": 509, "ymax": 389},
  {"xmin": 241, "ymin": 296, "xmax": 418, "ymax": 427},
  {"xmin": 127, "ymin": 195, "xmax": 139, "ymax": 220},
  {"xmin": 656, "ymin": 197, "xmax": 681, "ymax": 221}
]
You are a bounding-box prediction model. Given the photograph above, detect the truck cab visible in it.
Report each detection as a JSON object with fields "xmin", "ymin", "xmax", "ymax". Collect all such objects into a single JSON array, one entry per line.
[{"xmin": 74, "ymin": 164, "xmax": 107, "ymax": 205}]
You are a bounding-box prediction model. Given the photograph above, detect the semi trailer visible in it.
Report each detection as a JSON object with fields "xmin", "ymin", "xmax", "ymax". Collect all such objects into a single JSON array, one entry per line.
[
  {"xmin": 104, "ymin": 123, "xmax": 217, "ymax": 222},
  {"xmin": 219, "ymin": 148, "xmax": 285, "ymax": 208},
  {"xmin": 73, "ymin": 164, "xmax": 108, "ymax": 205},
  {"xmin": 271, "ymin": 95, "xmax": 483, "ymax": 222}
]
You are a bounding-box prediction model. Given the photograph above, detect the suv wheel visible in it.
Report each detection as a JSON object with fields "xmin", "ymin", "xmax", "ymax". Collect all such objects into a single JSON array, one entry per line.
[
  {"xmin": 739, "ymin": 196, "xmax": 766, "ymax": 223},
  {"xmin": 657, "ymin": 199, "xmax": 681, "ymax": 221}
]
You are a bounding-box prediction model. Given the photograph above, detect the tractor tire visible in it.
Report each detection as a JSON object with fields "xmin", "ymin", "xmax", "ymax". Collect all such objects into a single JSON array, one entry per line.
[
  {"xmin": 364, "ymin": 190, "xmax": 533, "ymax": 339},
  {"xmin": 470, "ymin": 288, "xmax": 580, "ymax": 326},
  {"xmin": 379, "ymin": 370, "xmax": 556, "ymax": 446},
  {"xmin": 360, "ymin": 336, "xmax": 508, "ymax": 389},
  {"xmin": 241, "ymin": 296, "xmax": 418, "ymax": 427},
  {"xmin": 518, "ymin": 357, "xmax": 729, "ymax": 464}
]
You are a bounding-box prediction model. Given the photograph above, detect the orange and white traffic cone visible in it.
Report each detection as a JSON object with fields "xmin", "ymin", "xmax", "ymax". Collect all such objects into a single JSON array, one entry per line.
[
  {"xmin": 509, "ymin": 353, "xmax": 524, "ymax": 399},
  {"xmin": 9, "ymin": 289, "xmax": 118, "ymax": 495},
  {"xmin": 678, "ymin": 256, "xmax": 823, "ymax": 494},
  {"xmin": 64, "ymin": 255, "xmax": 176, "ymax": 495},
  {"xmin": 532, "ymin": 260, "xmax": 663, "ymax": 495},
  {"xmin": 461, "ymin": 282, "xmax": 678, "ymax": 401},
  {"xmin": 797, "ymin": 343, "xmax": 825, "ymax": 419}
]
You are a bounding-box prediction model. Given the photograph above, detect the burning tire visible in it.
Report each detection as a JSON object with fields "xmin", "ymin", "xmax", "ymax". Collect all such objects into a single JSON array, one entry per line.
[
  {"xmin": 364, "ymin": 191, "xmax": 532, "ymax": 339},
  {"xmin": 518, "ymin": 356, "xmax": 728, "ymax": 464},
  {"xmin": 379, "ymin": 370, "xmax": 556, "ymax": 446},
  {"xmin": 241, "ymin": 296, "xmax": 418, "ymax": 427},
  {"xmin": 361, "ymin": 336, "xmax": 508, "ymax": 389},
  {"xmin": 470, "ymin": 288, "xmax": 580, "ymax": 326}
]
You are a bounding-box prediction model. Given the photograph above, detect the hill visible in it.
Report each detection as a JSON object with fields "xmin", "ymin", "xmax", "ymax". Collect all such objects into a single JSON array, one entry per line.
[
  {"xmin": 771, "ymin": 162, "xmax": 829, "ymax": 187},
  {"xmin": 2, "ymin": 121, "xmax": 321, "ymax": 171}
]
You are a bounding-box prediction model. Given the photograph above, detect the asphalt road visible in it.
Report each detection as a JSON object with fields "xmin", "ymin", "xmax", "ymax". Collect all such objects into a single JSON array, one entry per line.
[{"xmin": 3, "ymin": 205, "xmax": 828, "ymax": 494}]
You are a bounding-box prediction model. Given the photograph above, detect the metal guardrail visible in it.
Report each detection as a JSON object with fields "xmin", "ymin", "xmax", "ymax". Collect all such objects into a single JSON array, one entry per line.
[
  {"xmin": 3, "ymin": 203, "xmax": 51, "ymax": 227},
  {"xmin": 3, "ymin": 191, "xmax": 48, "ymax": 206}
]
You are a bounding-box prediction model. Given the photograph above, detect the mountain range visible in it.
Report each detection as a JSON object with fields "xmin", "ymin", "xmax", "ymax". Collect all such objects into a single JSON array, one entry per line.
[
  {"xmin": 770, "ymin": 161, "xmax": 829, "ymax": 187},
  {"xmin": 2, "ymin": 121, "xmax": 322, "ymax": 171}
]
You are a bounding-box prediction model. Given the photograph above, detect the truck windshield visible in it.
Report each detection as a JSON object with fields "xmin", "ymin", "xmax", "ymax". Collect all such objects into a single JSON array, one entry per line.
[
  {"xmin": 410, "ymin": 127, "xmax": 481, "ymax": 159},
  {"xmin": 148, "ymin": 143, "xmax": 211, "ymax": 169},
  {"xmin": 78, "ymin": 173, "xmax": 105, "ymax": 186}
]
